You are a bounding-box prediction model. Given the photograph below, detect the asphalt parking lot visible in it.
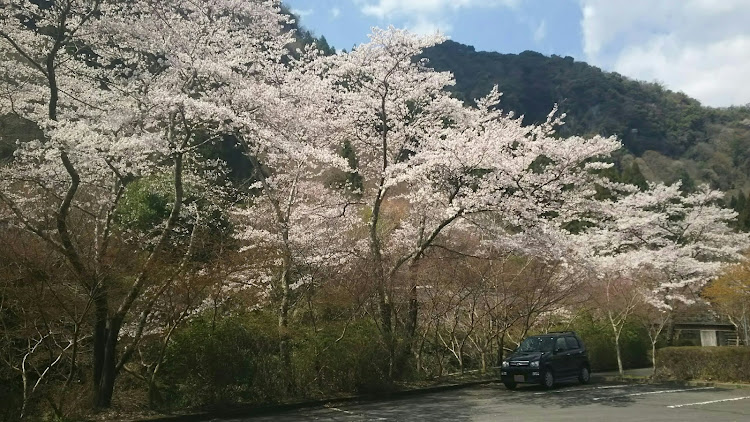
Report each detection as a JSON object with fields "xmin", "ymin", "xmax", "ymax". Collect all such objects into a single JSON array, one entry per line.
[{"xmin": 217, "ymin": 381, "xmax": 750, "ymax": 422}]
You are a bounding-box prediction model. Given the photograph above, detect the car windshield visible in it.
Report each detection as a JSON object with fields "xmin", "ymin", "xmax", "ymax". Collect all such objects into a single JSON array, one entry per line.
[{"xmin": 517, "ymin": 337, "xmax": 555, "ymax": 353}]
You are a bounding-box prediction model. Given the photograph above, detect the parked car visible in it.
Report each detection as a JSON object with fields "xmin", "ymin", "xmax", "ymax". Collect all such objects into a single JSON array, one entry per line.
[{"xmin": 500, "ymin": 331, "xmax": 590, "ymax": 389}]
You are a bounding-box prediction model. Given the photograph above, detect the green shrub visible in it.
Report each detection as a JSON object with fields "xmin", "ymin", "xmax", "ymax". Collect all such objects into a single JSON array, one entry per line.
[
  {"xmin": 159, "ymin": 312, "xmax": 284, "ymax": 408},
  {"xmin": 0, "ymin": 371, "xmax": 21, "ymax": 422},
  {"xmin": 655, "ymin": 346, "xmax": 750, "ymax": 383},
  {"xmin": 564, "ymin": 312, "xmax": 651, "ymax": 371},
  {"xmin": 159, "ymin": 312, "xmax": 393, "ymax": 409},
  {"xmin": 292, "ymin": 320, "xmax": 392, "ymax": 396}
]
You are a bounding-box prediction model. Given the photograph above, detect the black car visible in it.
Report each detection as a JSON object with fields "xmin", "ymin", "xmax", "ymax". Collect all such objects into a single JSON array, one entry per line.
[{"xmin": 500, "ymin": 331, "xmax": 590, "ymax": 389}]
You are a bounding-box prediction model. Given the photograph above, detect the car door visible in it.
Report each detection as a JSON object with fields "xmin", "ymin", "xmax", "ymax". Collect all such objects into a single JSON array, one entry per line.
[
  {"xmin": 565, "ymin": 336, "xmax": 584, "ymax": 376},
  {"xmin": 551, "ymin": 336, "xmax": 571, "ymax": 378}
]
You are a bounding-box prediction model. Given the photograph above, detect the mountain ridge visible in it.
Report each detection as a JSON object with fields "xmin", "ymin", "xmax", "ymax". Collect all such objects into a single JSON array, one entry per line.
[
  {"xmin": 422, "ymin": 40, "xmax": 750, "ymax": 156},
  {"xmin": 420, "ymin": 40, "xmax": 750, "ymax": 205}
]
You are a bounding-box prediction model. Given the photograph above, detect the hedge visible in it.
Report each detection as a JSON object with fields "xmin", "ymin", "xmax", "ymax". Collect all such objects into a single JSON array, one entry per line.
[
  {"xmin": 157, "ymin": 312, "xmax": 393, "ymax": 409},
  {"xmin": 655, "ymin": 346, "xmax": 750, "ymax": 383},
  {"xmin": 560, "ymin": 311, "xmax": 651, "ymax": 371}
]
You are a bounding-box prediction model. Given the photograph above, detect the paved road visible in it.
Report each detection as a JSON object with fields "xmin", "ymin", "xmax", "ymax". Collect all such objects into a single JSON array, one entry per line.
[{"xmin": 215, "ymin": 381, "xmax": 750, "ymax": 422}]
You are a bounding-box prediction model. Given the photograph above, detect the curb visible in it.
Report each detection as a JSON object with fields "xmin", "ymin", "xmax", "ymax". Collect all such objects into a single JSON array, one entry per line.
[
  {"xmin": 593, "ymin": 375, "xmax": 652, "ymax": 384},
  {"xmin": 593, "ymin": 374, "xmax": 750, "ymax": 390},
  {"xmin": 129, "ymin": 378, "xmax": 502, "ymax": 422},
  {"xmin": 682, "ymin": 380, "xmax": 750, "ymax": 390}
]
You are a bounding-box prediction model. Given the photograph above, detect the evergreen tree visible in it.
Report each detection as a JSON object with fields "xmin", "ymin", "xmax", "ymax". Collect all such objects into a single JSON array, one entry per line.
[
  {"xmin": 678, "ymin": 169, "xmax": 696, "ymax": 194},
  {"xmin": 622, "ymin": 162, "xmax": 648, "ymax": 191}
]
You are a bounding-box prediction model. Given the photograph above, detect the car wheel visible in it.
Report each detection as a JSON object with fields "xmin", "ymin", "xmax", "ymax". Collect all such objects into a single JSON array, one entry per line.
[
  {"xmin": 503, "ymin": 382, "xmax": 517, "ymax": 390},
  {"xmin": 542, "ymin": 370, "xmax": 554, "ymax": 389},
  {"xmin": 578, "ymin": 366, "xmax": 591, "ymax": 384}
]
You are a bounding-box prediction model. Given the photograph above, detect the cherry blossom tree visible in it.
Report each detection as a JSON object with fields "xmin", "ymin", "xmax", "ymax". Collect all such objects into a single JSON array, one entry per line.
[
  {"xmin": 229, "ymin": 50, "xmax": 359, "ymax": 374},
  {"xmin": 323, "ymin": 27, "xmax": 622, "ymax": 376},
  {"xmin": 579, "ymin": 182, "xmax": 749, "ymax": 374},
  {"xmin": 322, "ymin": 28, "xmax": 456, "ymax": 349},
  {"xmin": 0, "ymin": 0, "xmax": 294, "ymax": 407}
]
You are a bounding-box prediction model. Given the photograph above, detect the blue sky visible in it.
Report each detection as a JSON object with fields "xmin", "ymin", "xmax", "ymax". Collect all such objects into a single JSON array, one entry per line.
[
  {"xmin": 285, "ymin": 0, "xmax": 583, "ymax": 58},
  {"xmin": 283, "ymin": 1, "xmax": 750, "ymax": 108}
]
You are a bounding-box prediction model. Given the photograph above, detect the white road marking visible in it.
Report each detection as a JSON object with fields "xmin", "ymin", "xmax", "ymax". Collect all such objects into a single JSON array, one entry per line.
[
  {"xmin": 668, "ymin": 396, "xmax": 750, "ymax": 408},
  {"xmin": 324, "ymin": 404, "xmax": 387, "ymax": 420},
  {"xmin": 592, "ymin": 386, "xmax": 715, "ymax": 400},
  {"xmin": 533, "ymin": 385, "xmax": 632, "ymax": 395}
]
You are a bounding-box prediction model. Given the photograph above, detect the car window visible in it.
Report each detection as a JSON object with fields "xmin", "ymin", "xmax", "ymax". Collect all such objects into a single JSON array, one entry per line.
[
  {"xmin": 554, "ymin": 337, "xmax": 567, "ymax": 351},
  {"xmin": 565, "ymin": 336, "xmax": 579, "ymax": 350},
  {"xmin": 518, "ymin": 336, "xmax": 555, "ymax": 353}
]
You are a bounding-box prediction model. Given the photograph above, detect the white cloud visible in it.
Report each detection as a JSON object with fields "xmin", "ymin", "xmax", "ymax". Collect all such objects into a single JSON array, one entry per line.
[
  {"xmin": 359, "ymin": 0, "xmax": 517, "ymax": 36},
  {"xmin": 533, "ymin": 20, "xmax": 546, "ymax": 43},
  {"xmin": 291, "ymin": 8, "xmax": 314, "ymax": 18},
  {"xmin": 360, "ymin": 0, "xmax": 519, "ymax": 18},
  {"xmin": 331, "ymin": 7, "xmax": 341, "ymax": 19},
  {"xmin": 580, "ymin": 0, "xmax": 750, "ymax": 107},
  {"xmin": 409, "ymin": 17, "xmax": 452, "ymax": 36}
]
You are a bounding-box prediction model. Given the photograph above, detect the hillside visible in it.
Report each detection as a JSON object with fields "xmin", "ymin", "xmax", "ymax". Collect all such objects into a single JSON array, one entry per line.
[{"xmin": 422, "ymin": 41, "xmax": 750, "ymax": 198}]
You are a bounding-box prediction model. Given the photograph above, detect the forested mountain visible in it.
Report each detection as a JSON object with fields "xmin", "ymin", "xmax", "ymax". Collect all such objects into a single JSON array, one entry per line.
[{"xmin": 420, "ymin": 41, "xmax": 750, "ymax": 228}]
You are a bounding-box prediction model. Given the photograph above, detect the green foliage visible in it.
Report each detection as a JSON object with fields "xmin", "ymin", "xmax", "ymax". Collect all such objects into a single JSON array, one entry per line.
[
  {"xmin": 591, "ymin": 159, "xmax": 650, "ymax": 200},
  {"xmin": 421, "ymin": 41, "xmax": 716, "ymax": 157},
  {"xmin": 114, "ymin": 173, "xmax": 234, "ymax": 259},
  {"xmin": 327, "ymin": 140, "xmax": 364, "ymax": 195},
  {"xmin": 158, "ymin": 312, "xmax": 391, "ymax": 409},
  {"xmin": 115, "ymin": 176, "xmax": 172, "ymax": 234},
  {"xmin": 0, "ymin": 369, "xmax": 22, "ymax": 422},
  {"xmin": 655, "ymin": 346, "xmax": 750, "ymax": 382},
  {"xmin": 563, "ymin": 311, "xmax": 651, "ymax": 371},
  {"xmin": 292, "ymin": 320, "xmax": 392, "ymax": 395},
  {"xmin": 160, "ymin": 312, "xmax": 285, "ymax": 407},
  {"xmin": 621, "ymin": 162, "xmax": 648, "ymax": 191},
  {"xmin": 728, "ymin": 191, "xmax": 750, "ymax": 231}
]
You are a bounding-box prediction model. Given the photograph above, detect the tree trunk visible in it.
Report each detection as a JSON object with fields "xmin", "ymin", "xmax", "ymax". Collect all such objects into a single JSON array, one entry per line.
[
  {"xmin": 278, "ymin": 265, "xmax": 295, "ymax": 393},
  {"xmin": 370, "ymin": 210, "xmax": 394, "ymax": 378},
  {"xmin": 614, "ymin": 332, "xmax": 624, "ymax": 376},
  {"xmin": 94, "ymin": 317, "xmax": 121, "ymax": 408},
  {"xmin": 66, "ymin": 322, "xmax": 80, "ymax": 386},
  {"xmin": 664, "ymin": 317, "xmax": 676, "ymax": 347},
  {"xmin": 435, "ymin": 329, "xmax": 444, "ymax": 377},
  {"xmin": 279, "ymin": 267, "xmax": 292, "ymax": 368},
  {"xmin": 405, "ymin": 286, "xmax": 418, "ymax": 338},
  {"xmin": 415, "ymin": 323, "xmax": 430, "ymax": 375},
  {"xmin": 147, "ymin": 378, "xmax": 160, "ymax": 408},
  {"xmin": 92, "ymin": 288, "xmax": 108, "ymax": 407},
  {"xmin": 498, "ymin": 334, "xmax": 505, "ymax": 366}
]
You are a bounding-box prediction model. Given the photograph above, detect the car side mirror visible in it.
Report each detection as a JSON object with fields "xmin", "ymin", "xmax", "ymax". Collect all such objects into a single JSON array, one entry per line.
[{"xmin": 554, "ymin": 347, "xmax": 563, "ymax": 354}]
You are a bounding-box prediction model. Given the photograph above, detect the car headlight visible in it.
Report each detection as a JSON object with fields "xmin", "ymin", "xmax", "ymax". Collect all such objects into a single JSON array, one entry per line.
[
  {"xmin": 530, "ymin": 361, "xmax": 539, "ymax": 368},
  {"xmin": 502, "ymin": 361, "xmax": 509, "ymax": 368}
]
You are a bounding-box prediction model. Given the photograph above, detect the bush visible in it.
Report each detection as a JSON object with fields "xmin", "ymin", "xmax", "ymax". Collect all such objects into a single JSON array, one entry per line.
[
  {"xmin": 159, "ymin": 312, "xmax": 285, "ymax": 408},
  {"xmin": 655, "ymin": 346, "xmax": 750, "ymax": 383},
  {"xmin": 564, "ymin": 311, "xmax": 651, "ymax": 371},
  {"xmin": 292, "ymin": 320, "xmax": 392, "ymax": 396},
  {"xmin": 0, "ymin": 371, "xmax": 22, "ymax": 422},
  {"xmin": 159, "ymin": 312, "xmax": 394, "ymax": 410}
]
